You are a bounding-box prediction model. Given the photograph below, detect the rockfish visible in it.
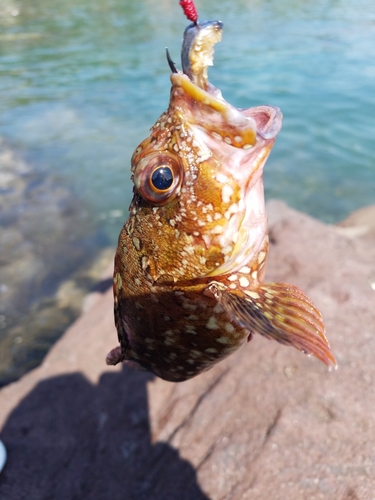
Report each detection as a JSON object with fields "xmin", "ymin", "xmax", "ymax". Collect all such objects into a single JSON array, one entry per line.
[{"xmin": 107, "ymin": 20, "xmax": 336, "ymax": 382}]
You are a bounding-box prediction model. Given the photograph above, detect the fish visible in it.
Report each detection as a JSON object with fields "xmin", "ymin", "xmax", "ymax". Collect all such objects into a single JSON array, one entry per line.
[{"xmin": 106, "ymin": 20, "xmax": 336, "ymax": 382}]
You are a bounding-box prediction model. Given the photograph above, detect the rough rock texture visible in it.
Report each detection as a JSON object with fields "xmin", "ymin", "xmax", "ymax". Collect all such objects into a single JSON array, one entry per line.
[{"xmin": 0, "ymin": 201, "xmax": 374, "ymax": 500}]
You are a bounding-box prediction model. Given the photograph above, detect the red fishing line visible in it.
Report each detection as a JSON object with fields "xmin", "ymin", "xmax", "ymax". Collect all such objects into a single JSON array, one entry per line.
[{"xmin": 179, "ymin": 0, "xmax": 198, "ymax": 23}]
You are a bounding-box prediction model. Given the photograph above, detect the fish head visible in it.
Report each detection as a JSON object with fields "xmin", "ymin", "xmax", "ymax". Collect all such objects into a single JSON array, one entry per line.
[{"xmin": 129, "ymin": 21, "xmax": 282, "ymax": 285}]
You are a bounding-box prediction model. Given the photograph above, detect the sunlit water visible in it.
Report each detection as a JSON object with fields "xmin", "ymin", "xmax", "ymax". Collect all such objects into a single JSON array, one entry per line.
[{"xmin": 0, "ymin": 0, "xmax": 374, "ymax": 383}]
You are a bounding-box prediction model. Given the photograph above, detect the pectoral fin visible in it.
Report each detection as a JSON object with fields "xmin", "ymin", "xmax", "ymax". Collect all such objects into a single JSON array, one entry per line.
[{"xmin": 208, "ymin": 281, "xmax": 336, "ymax": 367}]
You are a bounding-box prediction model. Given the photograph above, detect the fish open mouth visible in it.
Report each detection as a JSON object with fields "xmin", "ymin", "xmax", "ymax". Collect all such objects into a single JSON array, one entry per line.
[{"xmin": 168, "ymin": 20, "xmax": 282, "ymax": 145}]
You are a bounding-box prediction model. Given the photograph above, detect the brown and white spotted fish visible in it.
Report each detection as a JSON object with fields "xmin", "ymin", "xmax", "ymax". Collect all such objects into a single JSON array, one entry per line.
[{"xmin": 106, "ymin": 20, "xmax": 336, "ymax": 382}]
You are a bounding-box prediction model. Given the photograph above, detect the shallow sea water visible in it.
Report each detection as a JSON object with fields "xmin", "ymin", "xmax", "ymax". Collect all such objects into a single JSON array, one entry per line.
[{"xmin": 0, "ymin": 0, "xmax": 374, "ymax": 383}]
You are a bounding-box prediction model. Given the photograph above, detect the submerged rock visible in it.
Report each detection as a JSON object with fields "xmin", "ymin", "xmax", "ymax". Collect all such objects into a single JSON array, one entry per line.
[{"xmin": 0, "ymin": 138, "xmax": 113, "ymax": 385}]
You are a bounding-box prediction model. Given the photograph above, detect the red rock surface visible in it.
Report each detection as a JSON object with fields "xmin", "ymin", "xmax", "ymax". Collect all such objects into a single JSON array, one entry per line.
[{"xmin": 0, "ymin": 201, "xmax": 374, "ymax": 499}]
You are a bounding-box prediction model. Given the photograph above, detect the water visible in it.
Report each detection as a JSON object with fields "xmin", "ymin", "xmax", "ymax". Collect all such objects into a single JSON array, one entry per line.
[{"xmin": 0, "ymin": 0, "xmax": 374, "ymax": 383}]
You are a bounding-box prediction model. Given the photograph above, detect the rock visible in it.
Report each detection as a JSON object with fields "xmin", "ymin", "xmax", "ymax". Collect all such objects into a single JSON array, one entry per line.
[
  {"xmin": 335, "ymin": 204, "xmax": 375, "ymax": 239},
  {"xmin": 0, "ymin": 201, "xmax": 375, "ymax": 499}
]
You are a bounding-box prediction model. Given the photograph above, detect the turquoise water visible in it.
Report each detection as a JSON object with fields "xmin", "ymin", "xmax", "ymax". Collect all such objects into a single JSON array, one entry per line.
[
  {"xmin": 0, "ymin": 0, "xmax": 374, "ymax": 382},
  {"xmin": 1, "ymin": 0, "xmax": 374, "ymax": 231}
]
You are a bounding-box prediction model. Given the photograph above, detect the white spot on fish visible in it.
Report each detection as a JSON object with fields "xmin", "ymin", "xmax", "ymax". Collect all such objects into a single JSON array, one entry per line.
[
  {"xmin": 114, "ymin": 273, "xmax": 122, "ymax": 289},
  {"xmin": 190, "ymin": 350, "xmax": 201, "ymax": 358},
  {"xmin": 183, "ymin": 302, "xmax": 197, "ymax": 311},
  {"xmin": 211, "ymin": 131, "xmax": 223, "ymax": 141},
  {"xmin": 228, "ymin": 275, "xmax": 238, "ymax": 282},
  {"xmin": 222, "ymin": 245, "xmax": 232, "ymax": 255},
  {"xmin": 245, "ymin": 290, "xmax": 260, "ymax": 300},
  {"xmin": 225, "ymin": 322, "xmax": 235, "ymax": 333},
  {"xmin": 184, "ymin": 245, "xmax": 195, "ymax": 255},
  {"xmin": 132, "ymin": 237, "xmax": 141, "ymax": 251},
  {"xmin": 206, "ymin": 316, "xmax": 219, "ymax": 330},
  {"xmin": 239, "ymin": 266, "xmax": 251, "ymax": 274},
  {"xmin": 216, "ymin": 336, "xmax": 230, "ymax": 344},
  {"xmin": 222, "ymin": 185, "xmax": 234, "ymax": 204},
  {"xmin": 185, "ymin": 324, "xmax": 197, "ymax": 334},
  {"xmin": 239, "ymin": 277, "xmax": 250, "ymax": 287},
  {"xmin": 258, "ymin": 251, "xmax": 266, "ymax": 264},
  {"xmin": 216, "ymin": 173, "xmax": 228, "ymax": 183}
]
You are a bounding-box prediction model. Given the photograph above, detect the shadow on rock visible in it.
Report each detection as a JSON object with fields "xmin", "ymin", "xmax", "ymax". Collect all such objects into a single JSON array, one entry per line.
[{"xmin": 0, "ymin": 367, "xmax": 210, "ymax": 500}]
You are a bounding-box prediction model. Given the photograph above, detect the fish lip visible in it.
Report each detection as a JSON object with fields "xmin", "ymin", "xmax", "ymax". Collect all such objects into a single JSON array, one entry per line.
[
  {"xmin": 170, "ymin": 74, "xmax": 282, "ymax": 144},
  {"xmin": 241, "ymin": 105, "xmax": 283, "ymax": 141}
]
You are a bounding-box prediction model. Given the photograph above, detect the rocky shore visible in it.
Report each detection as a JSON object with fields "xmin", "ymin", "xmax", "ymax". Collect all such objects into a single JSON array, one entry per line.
[{"xmin": 0, "ymin": 200, "xmax": 374, "ymax": 499}]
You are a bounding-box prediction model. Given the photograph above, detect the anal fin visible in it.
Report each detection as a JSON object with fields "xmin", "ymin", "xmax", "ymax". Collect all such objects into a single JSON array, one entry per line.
[{"xmin": 208, "ymin": 281, "xmax": 337, "ymax": 368}]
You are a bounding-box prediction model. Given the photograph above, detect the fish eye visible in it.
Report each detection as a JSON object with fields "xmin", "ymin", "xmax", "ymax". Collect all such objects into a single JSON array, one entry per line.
[
  {"xmin": 133, "ymin": 153, "xmax": 183, "ymax": 205},
  {"xmin": 151, "ymin": 166, "xmax": 174, "ymax": 192}
]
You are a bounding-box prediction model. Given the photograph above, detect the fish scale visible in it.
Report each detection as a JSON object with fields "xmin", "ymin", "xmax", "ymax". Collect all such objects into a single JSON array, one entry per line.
[{"xmin": 106, "ymin": 19, "xmax": 336, "ymax": 382}]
